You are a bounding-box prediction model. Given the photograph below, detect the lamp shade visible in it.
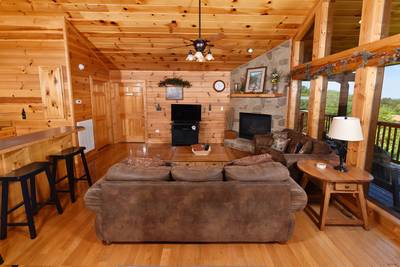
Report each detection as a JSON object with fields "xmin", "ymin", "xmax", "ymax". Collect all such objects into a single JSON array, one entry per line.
[{"xmin": 327, "ymin": 117, "xmax": 364, "ymax": 141}]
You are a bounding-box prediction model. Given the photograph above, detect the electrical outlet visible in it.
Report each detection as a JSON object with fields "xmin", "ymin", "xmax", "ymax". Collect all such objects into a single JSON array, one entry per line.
[{"xmin": 75, "ymin": 99, "xmax": 82, "ymax": 104}]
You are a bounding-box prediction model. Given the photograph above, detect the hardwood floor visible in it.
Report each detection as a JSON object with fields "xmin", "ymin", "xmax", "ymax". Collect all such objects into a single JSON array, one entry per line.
[{"xmin": 1, "ymin": 143, "xmax": 400, "ymax": 266}]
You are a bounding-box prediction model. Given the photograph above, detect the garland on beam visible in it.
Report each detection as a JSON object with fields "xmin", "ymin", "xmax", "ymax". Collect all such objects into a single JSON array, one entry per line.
[{"xmin": 292, "ymin": 47, "xmax": 400, "ymax": 80}]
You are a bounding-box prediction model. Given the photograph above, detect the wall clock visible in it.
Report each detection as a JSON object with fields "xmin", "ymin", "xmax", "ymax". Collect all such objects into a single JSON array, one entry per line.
[{"xmin": 213, "ymin": 80, "xmax": 226, "ymax": 92}]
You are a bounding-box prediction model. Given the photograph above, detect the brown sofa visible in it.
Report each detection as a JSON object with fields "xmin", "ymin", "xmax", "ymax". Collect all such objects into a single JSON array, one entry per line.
[
  {"xmin": 254, "ymin": 129, "xmax": 337, "ymax": 180},
  {"xmin": 84, "ymin": 161, "xmax": 307, "ymax": 244}
]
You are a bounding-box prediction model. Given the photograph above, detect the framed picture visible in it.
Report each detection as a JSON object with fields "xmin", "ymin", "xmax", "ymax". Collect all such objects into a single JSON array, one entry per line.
[
  {"xmin": 165, "ymin": 86, "xmax": 183, "ymax": 100},
  {"xmin": 245, "ymin": 67, "xmax": 267, "ymax": 93}
]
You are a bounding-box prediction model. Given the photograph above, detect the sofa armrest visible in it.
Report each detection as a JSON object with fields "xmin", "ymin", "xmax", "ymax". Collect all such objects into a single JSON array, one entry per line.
[
  {"xmin": 288, "ymin": 178, "xmax": 307, "ymax": 213},
  {"xmin": 84, "ymin": 178, "xmax": 105, "ymax": 213}
]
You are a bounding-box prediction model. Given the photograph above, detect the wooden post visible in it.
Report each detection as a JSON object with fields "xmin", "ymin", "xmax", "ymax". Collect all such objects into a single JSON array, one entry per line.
[
  {"xmin": 307, "ymin": 0, "xmax": 334, "ymax": 139},
  {"xmin": 348, "ymin": 0, "xmax": 392, "ymax": 170},
  {"xmin": 287, "ymin": 41, "xmax": 303, "ymax": 130},
  {"xmin": 337, "ymin": 75, "xmax": 350, "ymax": 116}
]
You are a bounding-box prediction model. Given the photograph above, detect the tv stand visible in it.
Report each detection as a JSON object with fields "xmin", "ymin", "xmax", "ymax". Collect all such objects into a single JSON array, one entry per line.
[{"xmin": 171, "ymin": 121, "xmax": 200, "ymax": 146}]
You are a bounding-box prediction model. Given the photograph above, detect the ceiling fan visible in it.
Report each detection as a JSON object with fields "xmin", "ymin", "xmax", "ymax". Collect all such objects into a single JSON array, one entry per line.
[{"xmin": 167, "ymin": 0, "xmax": 223, "ymax": 62}]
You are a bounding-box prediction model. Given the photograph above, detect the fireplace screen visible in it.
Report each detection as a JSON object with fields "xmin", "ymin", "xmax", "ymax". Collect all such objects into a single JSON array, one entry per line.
[{"xmin": 239, "ymin": 113, "xmax": 272, "ymax": 140}]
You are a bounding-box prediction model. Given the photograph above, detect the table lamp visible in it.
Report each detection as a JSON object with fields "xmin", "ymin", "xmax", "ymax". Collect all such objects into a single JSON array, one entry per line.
[{"xmin": 327, "ymin": 117, "xmax": 364, "ymax": 172}]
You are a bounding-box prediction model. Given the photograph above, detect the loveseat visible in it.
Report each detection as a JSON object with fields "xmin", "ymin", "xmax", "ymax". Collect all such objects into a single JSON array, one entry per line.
[
  {"xmin": 84, "ymin": 159, "xmax": 307, "ymax": 244},
  {"xmin": 254, "ymin": 129, "xmax": 337, "ymax": 180}
]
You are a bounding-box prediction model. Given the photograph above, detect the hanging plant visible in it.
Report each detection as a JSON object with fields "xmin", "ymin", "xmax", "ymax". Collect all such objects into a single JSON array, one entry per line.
[{"xmin": 158, "ymin": 77, "xmax": 192, "ymax": 88}]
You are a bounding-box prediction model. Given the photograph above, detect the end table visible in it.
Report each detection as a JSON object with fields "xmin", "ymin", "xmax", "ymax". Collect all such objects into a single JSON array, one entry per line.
[{"xmin": 297, "ymin": 159, "xmax": 373, "ymax": 230}]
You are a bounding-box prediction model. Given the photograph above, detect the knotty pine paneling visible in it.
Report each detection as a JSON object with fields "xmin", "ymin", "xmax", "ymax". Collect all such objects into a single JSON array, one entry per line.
[
  {"xmin": 111, "ymin": 70, "xmax": 230, "ymax": 144},
  {"xmin": 0, "ymin": 24, "xmax": 73, "ymax": 134},
  {"xmin": 64, "ymin": 21, "xmax": 110, "ymax": 122}
]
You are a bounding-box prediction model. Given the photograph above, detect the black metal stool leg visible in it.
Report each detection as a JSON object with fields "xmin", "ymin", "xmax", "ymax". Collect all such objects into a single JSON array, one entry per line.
[
  {"xmin": 65, "ymin": 157, "xmax": 76, "ymax": 203},
  {"xmin": 80, "ymin": 150, "xmax": 92, "ymax": 186},
  {"xmin": 20, "ymin": 178, "xmax": 36, "ymax": 239},
  {"xmin": 29, "ymin": 175, "xmax": 38, "ymax": 215},
  {"xmin": 44, "ymin": 166, "xmax": 63, "ymax": 214},
  {"xmin": 0, "ymin": 181, "xmax": 9, "ymax": 240}
]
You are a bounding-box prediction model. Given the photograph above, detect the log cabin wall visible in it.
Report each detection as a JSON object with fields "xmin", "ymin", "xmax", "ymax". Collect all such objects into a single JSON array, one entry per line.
[
  {"xmin": 0, "ymin": 17, "xmax": 73, "ymax": 135},
  {"xmin": 64, "ymin": 21, "xmax": 110, "ymax": 123},
  {"xmin": 110, "ymin": 70, "xmax": 230, "ymax": 144}
]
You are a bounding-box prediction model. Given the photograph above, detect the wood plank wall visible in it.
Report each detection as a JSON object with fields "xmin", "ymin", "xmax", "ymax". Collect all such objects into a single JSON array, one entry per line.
[
  {"xmin": 110, "ymin": 71, "xmax": 230, "ymax": 144},
  {"xmin": 0, "ymin": 18, "xmax": 73, "ymax": 134},
  {"xmin": 64, "ymin": 21, "xmax": 110, "ymax": 123}
]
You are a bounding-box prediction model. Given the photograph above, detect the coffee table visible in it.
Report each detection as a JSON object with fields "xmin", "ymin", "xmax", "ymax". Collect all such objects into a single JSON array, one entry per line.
[
  {"xmin": 171, "ymin": 144, "xmax": 237, "ymax": 166},
  {"xmin": 297, "ymin": 159, "xmax": 373, "ymax": 230}
]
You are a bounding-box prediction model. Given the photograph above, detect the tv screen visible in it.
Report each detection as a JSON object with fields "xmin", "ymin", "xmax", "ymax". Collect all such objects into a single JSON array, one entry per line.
[{"xmin": 171, "ymin": 104, "xmax": 202, "ymax": 122}]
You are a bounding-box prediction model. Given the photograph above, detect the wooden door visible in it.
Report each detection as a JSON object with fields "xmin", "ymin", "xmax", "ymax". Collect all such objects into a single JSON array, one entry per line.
[
  {"xmin": 119, "ymin": 81, "xmax": 146, "ymax": 142},
  {"xmin": 91, "ymin": 78, "xmax": 111, "ymax": 150}
]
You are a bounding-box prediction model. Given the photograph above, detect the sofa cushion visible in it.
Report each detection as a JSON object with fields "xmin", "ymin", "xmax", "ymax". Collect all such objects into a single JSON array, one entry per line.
[
  {"xmin": 105, "ymin": 163, "xmax": 171, "ymax": 181},
  {"xmin": 171, "ymin": 166, "xmax": 223, "ymax": 182},
  {"xmin": 224, "ymin": 162, "xmax": 289, "ymax": 182},
  {"xmin": 230, "ymin": 153, "xmax": 272, "ymax": 166},
  {"xmin": 312, "ymin": 141, "xmax": 331, "ymax": 154}
]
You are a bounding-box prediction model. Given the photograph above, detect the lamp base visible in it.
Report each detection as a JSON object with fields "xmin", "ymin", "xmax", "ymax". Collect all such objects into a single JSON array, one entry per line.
[{"xmin": 334, "ymin": 164, "xmax": 348, "ymax": 172}]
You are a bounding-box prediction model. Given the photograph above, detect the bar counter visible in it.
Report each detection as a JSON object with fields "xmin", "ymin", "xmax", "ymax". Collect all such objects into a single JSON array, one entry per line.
[{"xmin": 0, "ymin": 126, "xmax": 79, "ymax": 221}]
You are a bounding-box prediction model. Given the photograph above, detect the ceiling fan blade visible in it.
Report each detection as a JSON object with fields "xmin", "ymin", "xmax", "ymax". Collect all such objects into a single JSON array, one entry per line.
[{"xmin": 166, "ymin": 44, "xmax": 192, "ymax": 50}]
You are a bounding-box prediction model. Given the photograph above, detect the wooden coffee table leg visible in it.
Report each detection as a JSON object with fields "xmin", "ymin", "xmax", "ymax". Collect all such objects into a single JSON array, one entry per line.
[
  {"xmin": 357, "ymin": 184, "xmax": 369, "ymax": 230},
  {"xmin": 319, "ymin": 182, "xmax": 331, "ymax": 230}
]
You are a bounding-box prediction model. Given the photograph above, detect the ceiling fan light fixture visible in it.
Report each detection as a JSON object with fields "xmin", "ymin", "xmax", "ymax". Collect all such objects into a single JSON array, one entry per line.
[
  {"xmin": 186, "ymin": 51, "xmax": 195, "ymax": 61},
  {"xmin": 194, "ymin": 51, "xmax": 204, "ymax": 61},
  {"xmin": 206, "ymin": 50, "xmax": 214, "ymax": 61}
]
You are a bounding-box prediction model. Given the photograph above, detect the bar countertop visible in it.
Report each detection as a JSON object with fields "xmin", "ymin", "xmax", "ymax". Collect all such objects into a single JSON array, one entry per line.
[{"xmin": 0, "ymin": 126, "xmax": 81, "ymax": 154}]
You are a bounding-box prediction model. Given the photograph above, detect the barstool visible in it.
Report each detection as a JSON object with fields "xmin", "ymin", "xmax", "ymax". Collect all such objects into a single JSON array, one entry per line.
[
  {"xmin": 49, "ymin": 147, "xmax": 92, "ymax": 203},
  {"xmin": 0, "ymin": 162, "xmax": 63, "ymax": 239}
]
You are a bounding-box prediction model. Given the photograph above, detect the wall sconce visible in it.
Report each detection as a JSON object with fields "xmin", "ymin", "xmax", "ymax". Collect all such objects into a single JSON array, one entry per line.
[
  {"xmin": 155, "ymin": 103, "xmax": 162, "ymax": 111},
  {"xmin": 78, "ymin": 64, "xmax": 85, "ymax": 71}
]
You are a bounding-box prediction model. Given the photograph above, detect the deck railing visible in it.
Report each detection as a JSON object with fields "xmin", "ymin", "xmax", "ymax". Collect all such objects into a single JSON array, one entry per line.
[
  {"xmin": 299, "ymin": 112, "xmax": 400, "ymax": 163},
  {"xmin": 375, "ymin": 121, "xmax": 400, "ymax": 163}
]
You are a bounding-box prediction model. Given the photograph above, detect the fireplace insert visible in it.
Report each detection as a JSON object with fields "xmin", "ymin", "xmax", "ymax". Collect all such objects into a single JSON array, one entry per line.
[{"xmin": 239, "ymin": 112, "xmax": 272, "ymax": 140}]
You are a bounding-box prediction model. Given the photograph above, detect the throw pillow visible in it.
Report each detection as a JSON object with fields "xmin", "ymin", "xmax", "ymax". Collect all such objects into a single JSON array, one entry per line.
[
  {"xmin": 230, "ymin": 153, "xmax": 273, "ymax": 166},
  {"xmin": 271, "ymin": 138, "xmax": 291, "ymax": 152},
  {"xmin": 295, "ymin": 143, "xmax": 303, "ymax": 153},
  {"xmin": 121, "ymin": 157, "xmax": 166, "ymax": 167},
  {"xmin": 298, "ymin": 140, "xmax": 313, "ymax": 154},
  {"xmin": 272, "ymin": 131, "xmax": 288, "ymax": 140},
  {"xmin": 287, "ymin": 142, "xmax": 300, "ymax": 154}
]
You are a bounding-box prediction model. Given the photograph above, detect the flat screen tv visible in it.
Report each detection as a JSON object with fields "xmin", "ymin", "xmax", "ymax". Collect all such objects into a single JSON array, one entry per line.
[{"xmin": 171, "ymin": 104, "xmax": 201, "ymax": 122}]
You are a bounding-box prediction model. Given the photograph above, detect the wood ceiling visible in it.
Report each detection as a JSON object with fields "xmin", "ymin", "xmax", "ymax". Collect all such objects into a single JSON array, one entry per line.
[
  {"xmin": 0, "ymin": 0, "xmax": 398, "ymax": 71},
  {"xmin": 0, "ymin": 0, "xmax": 317, "ymax": 71}
]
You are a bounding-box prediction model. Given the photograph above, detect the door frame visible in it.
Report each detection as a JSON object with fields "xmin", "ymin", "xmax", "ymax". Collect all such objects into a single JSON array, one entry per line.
[{"xmin": 89, "ymin": 76, "xmax": 113, "ymax": 150}]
